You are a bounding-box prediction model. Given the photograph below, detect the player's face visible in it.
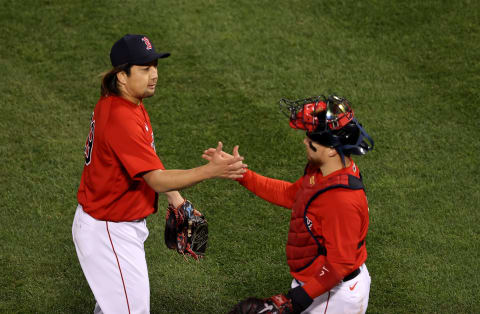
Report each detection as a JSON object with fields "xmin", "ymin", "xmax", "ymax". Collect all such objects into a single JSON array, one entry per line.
[
  {"xmin": 121, "ymin": 62, "xmax": 158, "ymax": 103},
  {"xmin": 303, "ymin": 137, "xmax": 329, "ymax": 165}
]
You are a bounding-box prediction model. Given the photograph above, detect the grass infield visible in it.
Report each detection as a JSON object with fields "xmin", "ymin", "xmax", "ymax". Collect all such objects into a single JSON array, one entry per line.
[{"xmin": 0, "ymin": 0, "xmax": 479, "ymax": 313}]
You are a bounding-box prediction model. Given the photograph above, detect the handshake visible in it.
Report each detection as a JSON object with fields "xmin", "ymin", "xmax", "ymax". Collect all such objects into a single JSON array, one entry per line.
[{"xmin": 201, "ymin": 142, "xmax": 248, "ymax": 180}]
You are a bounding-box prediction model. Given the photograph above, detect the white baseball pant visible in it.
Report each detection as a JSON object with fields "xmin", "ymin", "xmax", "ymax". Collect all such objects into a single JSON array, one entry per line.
[
  {"xmin": 72, "ymin": 205, "xmax": 150, "ymax": 314},
  {"xmin": 292, "ymin": 264, "xmax": 371, "ymax": 314}
]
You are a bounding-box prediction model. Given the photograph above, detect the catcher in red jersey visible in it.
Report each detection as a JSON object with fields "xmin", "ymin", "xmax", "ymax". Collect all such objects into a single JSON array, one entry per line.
[
  {"xmin": 72, "ymin": 34, "xmax": 246, "ymax": 314},
  {"xmin": 204, "ymin": 95, "xmax": 374, "ymax": 314}
]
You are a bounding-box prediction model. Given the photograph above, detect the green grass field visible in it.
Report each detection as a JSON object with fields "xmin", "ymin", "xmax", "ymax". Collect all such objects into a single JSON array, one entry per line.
[{"xmin": 1, "ymin": 0, "xmax": 479, "ymax": 313}]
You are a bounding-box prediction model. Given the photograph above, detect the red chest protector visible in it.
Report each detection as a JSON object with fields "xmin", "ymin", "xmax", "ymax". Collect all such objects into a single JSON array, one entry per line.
[{"xmin": 286, "ymin": 167, "xmax": 364, "ymax": 272}]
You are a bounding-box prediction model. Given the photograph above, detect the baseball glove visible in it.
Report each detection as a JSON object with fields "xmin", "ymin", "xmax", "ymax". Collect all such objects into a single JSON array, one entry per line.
[
  {"xmin": 229, "ymin": 295, "xmax": 293, "ymax": 314},
  {"xmin": 228, "ymin": 298, "xmax": 265, "ymax": 314},
  {"xmin": 164, "ymin": 199, "xmax": 208, "ymax": 260}
]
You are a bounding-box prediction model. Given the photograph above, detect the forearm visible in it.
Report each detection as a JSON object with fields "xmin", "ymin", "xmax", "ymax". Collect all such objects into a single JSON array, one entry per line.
[
  {"xmin": 144, "ymin": 166, "xmax": 212, "ymax": 193},
  {"xmin": 238, "ymin": 169, "xmax": 297, "ymax": 208}
]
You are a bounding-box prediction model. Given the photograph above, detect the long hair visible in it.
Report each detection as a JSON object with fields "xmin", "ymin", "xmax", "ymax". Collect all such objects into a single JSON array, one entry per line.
[{"xmin": 100, "ymin": 63, "xmax": 132, "ymax": 97}]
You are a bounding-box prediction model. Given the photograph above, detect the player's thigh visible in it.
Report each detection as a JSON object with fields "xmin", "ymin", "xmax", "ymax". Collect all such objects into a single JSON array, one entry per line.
[
  {"xmin": 290, "ymin": 279, "xmax": 330, "ymax": 314},
  {"xmin": 72, "ymin": 206, "xmax": 150, "ymax": 314},
  {"xmin": 325, "ymin": 265, "xmax": 371, "ymax": 314},
  {"xmin": 104, "ymin": 220, "xmax": 150, "ymax": 314},
  {"xmin": 292, "ymin": 265, "xmax": 371, "ymax": 314}
]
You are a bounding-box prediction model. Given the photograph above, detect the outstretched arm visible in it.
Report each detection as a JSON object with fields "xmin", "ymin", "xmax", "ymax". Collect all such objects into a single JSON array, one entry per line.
[
  {"xmin": 238, "ymin": 170, "xmax": 300, "ymax": 209},
  {"xmin": 202, "ymin": 147, "xmax": 300, "ymax": 209},
  {"xmin": 144, "ymin": 142, "xmax": 247, "ymax": 193}
]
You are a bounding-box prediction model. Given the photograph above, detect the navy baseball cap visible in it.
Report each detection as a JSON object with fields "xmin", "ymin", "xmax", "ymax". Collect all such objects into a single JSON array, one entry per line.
[{"xmin": 110, "ymin": 34, "xmax": 170, "ymax": 67}]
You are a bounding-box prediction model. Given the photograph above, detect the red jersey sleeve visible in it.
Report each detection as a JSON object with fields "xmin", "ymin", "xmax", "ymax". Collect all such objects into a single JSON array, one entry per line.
[
  {"xmin": 107, "ymin": 105, "xmax": 164, "ymax": 179},
  {"xmin": 237, "ymin": 169, "xmax": 301, "ymax": 209}
]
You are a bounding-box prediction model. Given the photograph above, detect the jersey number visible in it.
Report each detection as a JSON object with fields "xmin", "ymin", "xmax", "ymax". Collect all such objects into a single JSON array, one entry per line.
[{"xmin": 84, "ymin": 115, "xmax": 95, "ymax": 165}]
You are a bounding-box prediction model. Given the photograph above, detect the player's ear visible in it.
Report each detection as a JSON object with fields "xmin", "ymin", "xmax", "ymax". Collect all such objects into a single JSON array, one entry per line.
[
  {"xmin": 327, "ymin": 147, "xmax": 338, "ymax": 158},
  {"xmin": 116, "ymin": 71, "xmax": 127, "ymax": 85}
]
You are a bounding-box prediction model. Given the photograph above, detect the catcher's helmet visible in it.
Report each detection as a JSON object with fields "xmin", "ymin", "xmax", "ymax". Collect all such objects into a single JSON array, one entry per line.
[{"xmin": 280, "ymin": 94, "xmax": 374, "ymax": 164}]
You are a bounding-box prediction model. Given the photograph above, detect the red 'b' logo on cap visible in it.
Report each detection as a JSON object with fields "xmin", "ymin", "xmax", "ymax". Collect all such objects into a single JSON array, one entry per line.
[{"xmin": 142, "ymin": 37, "xmax": 152, "ymax": 50}]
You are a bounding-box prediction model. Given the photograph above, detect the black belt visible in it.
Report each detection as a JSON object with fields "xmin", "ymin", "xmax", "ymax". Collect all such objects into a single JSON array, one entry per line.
[{"xmin": 343, "ymin": 268, "xmax": 360, "ymax": 282}]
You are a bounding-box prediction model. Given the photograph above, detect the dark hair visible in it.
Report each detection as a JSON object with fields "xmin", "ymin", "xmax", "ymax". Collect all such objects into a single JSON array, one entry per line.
[{"xmin": 100, "ymin": 63, "xmax": 132, "ymax": 97}]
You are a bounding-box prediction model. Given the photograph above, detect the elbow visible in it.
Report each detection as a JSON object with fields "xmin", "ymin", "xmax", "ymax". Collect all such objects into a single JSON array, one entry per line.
[
  {"xmin": 153, "ymin": 186, "xmax": 174, "ymax": 194},
  {"xmin": 143, "ymin": 169, "xmax": 171, "ymax": 193}
]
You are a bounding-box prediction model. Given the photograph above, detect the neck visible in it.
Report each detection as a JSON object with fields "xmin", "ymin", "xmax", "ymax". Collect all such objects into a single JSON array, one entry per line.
[
  {"xmin": 121, "ymin": 94, "xmax": 141, "ymax": 105},
  {"xmin": 119, "ymin": 89, "xmax": 141, "ymax": 105},
  {"xmin": 318, "ymin": 156, "xmax": 351, "ymax": 176}
]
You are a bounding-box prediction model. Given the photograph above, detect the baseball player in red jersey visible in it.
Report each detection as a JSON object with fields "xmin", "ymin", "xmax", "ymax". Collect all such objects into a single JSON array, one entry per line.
[
  {"xmin": 72, "ymin": 34, "xmax": 246, "ymax": 314},
  {"xmin": 205, "ymin": 95, "xmax": 374, "ymax": 314}
]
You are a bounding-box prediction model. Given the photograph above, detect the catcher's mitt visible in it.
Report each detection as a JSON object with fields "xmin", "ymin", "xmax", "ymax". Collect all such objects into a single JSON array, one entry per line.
[
  {"xmin": 229, "ymin": 295, "xmax": 293, "ymax": 314},
  {"xmin": 164, "ymin": 200, "xmax": 208, "ymax": 260},
  {"xmin": 228, "ymin": 298, "xmax": 265, "ymax": 314}
]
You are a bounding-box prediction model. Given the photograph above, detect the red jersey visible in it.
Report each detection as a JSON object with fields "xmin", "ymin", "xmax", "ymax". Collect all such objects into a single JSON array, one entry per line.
[
  {"xmin": 77, "ymin": 95, "xmax": 165, "ymax": 222},
  {"xmin": 238, "ymin": 159, "xmax": 369, "ymax": 298}
]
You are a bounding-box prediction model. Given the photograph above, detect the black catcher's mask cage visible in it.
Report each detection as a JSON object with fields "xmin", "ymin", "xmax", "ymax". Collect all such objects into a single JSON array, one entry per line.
[{"xmin": 279, "ymin": 94, "xmax": 374, "ymax": 164}]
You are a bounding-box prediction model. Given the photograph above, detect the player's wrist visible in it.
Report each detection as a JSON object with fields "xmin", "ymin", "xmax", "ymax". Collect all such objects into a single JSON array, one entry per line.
[
  {"xmin": 165, "ymin": 191, "xmax": 184, "ymax": 208},
  {"xmin": 235, "ymin": 168, "xmax": 250, "ymax": 183},
  {"xmin": 286, "ymin": 286, "xmax": 313, "ymax": 313},
  {"xmin": 194, "ymin": 163, "xmax": 216, "ymax": 181}
]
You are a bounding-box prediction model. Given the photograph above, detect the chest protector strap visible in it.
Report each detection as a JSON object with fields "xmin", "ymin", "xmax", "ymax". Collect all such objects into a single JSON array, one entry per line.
[{"xmin": 296, "ymin": 174, "xmax": 365, "ymax": 272}]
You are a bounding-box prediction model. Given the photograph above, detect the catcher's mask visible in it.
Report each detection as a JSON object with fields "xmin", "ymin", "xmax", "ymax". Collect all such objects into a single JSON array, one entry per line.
[{"xmin": 279, "ymin": 94, "xmax": 374, "ymax": 165}]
